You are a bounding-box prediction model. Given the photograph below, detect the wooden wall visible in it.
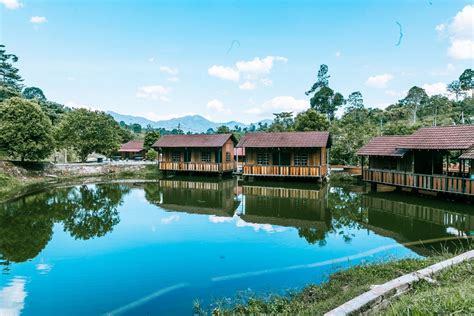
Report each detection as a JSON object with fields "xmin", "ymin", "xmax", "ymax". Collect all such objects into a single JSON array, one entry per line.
[
  {"xmin": 245, "ymin": 147, "xmax": 326, "ymax": 166},
  {"xmin": 160, "ymin": 140, "xmax": 235, "ymax": 164}
]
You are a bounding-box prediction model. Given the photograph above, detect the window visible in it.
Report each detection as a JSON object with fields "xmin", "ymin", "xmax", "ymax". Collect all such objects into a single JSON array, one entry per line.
[
  {"xmin": 257, "ymin": 152, "xmax": 270, "ymax": 165},
  {"xmin": 294, "ymin": 153, "xmax": 308, "ymax": 166},
  {"xmin": 172, "ymin": 152, "xmax": 181, "ymax": 162},
  {"xmin": 201, "ymin": 152, "xmax": 211, "ymax": 163},
  {"xmin": 226, "ymin": 152, "xmax": 231, "ymax": 162}
]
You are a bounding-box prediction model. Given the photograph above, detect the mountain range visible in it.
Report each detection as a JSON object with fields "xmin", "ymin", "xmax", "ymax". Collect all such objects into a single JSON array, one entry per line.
[{"xmin": 107, "ymin": 111, "xmax": 272, "ymax": 133}]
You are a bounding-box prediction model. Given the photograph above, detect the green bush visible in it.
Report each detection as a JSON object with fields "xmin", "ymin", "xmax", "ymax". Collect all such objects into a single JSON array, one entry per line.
[{"xmin": 145, "ymin": 148, "xmax": 158, "ymax": 161}]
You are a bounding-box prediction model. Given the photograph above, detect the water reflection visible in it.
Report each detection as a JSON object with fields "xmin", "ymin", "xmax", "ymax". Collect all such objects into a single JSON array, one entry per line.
[
  {"xmin": 0, "ymin": 179, "xmax": 472, "ymax": 269},
  {"xmin": 0, "ymin": 184, "xmax": 130, "ymax": 268}
]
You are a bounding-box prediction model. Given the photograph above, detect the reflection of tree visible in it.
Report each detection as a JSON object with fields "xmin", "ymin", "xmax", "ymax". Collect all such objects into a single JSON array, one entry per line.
[
  {"xmin": 63, "ymin": 184, "xmax": 130, "ymax": 240},
  {"xmin": 0, "ymin": 184, "xmax": 130, "ymax": 267},
  {"xmin": 297, "ymin": 227, "xmax": 328, "ymax": 246},
  {"xmin": 144, "ymin": 183, "xmax": 161, "ymax": 206},
  {"xmin": 0, "ymin": 195, "xmax": 54, "ymax": 265},
  {"xmin": 326, "ymin": 186, "xmax": 366, "ymax": 244}
]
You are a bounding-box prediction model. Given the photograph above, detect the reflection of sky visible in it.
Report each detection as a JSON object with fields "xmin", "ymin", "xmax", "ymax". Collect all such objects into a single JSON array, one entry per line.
[
  {"xmin": 0, "ymin": 187, "xmax": 420, "ymax": 315},
  {"xmin": 0, "ymin": 277, "xmax": 27, "ymax": 316}
]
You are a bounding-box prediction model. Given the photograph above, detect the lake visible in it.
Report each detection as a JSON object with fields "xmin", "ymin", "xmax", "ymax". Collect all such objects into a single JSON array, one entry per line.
[{"xmin": 0, "ymin": 178, "xmax": 472, "ymax": 315}]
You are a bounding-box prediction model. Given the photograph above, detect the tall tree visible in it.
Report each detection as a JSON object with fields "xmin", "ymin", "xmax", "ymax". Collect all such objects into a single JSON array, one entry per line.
[
  {"xmin": 144, "ymin": 130, "xmax": 161, "ymax": 150},
  {"xmin": 0, "ymin": 97, "xmax": 54, "ymax": 161},
  {"xmin": 447, "ymin": 80, "xmax": 466, "ymax": 101},
  {"xmin": 459, "ymin": 68, "xmax": 473, "ymax": 97},
  {"xmin": 56, "ymin": 109, "xmax": 121, "ymax": 162},
  {"xmin": 346, "ymin": 91, "xmax": 364, "ymax": 110},
  {"xmin": 0, "ymin": 45, "xmax": 23, "ymax": 90},
  {"xmin": 294, "ymin": 109, "xmax": 329, "ymax": 131},
  {"xmin": 305, "ymin": 64, "xmax": 330, "ymax": 96},
  {"xmin": 400, "ymin": 86, "xmax": 428, "ymax": 124},
  {"xmin": 310, "ymin": 86, "xmax": 344, "ymax": 121}
]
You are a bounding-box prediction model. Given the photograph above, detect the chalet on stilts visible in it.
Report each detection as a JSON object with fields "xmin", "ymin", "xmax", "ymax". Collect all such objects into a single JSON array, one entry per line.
[
  {"xmin": 117, "ymin": 140, "xmax": 145, "ymax": 160},
  {"xmin": 236, "ymin": 131, "xmax": 331, "ymax": 180},
  {"xmin": 152, "ymin": 134, "xmax": 237, "ymax": 174},
  {"xmin": 357, "ymin": 125, "xmax": 474, "ymax": 197}
]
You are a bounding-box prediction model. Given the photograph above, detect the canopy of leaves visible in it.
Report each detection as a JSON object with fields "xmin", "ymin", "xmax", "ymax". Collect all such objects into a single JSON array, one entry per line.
[
  {"xmin": 56, "ymin": 109, "xmax": 122, "ymax": 162},
  {"xmin": 0, "ymin": 97, "xmax": 54, "ymax": 161},
  {"xmin": 0, "ymin": 44, "xmax": 23, "ymax": 91},
  {"xmin": 144, "ymin": 130, "xmax": 161, "ymax": 150},
  {"xmin": 294, "ymin": 109, "xmax": 329, "ymax": 131},
  {"xmin": 145, "ymin": 148, "xmax": 158, "ymax": 161},
  {"xmin": 268, "ymin": 112, "xmax": 295, "ymax": 132},
  {"xmin": 216, "ymin": 125, "xmax": 231, "ymax": 134},
  {"xmin": 22, "ymin": 86, "xmax": 47, "ymax": 101}
]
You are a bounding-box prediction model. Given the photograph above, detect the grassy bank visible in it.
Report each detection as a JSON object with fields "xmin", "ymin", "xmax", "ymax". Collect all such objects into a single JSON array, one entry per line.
[{"xmin": 200, "ymin": 247, "xmax": 473, "ymax": 315}]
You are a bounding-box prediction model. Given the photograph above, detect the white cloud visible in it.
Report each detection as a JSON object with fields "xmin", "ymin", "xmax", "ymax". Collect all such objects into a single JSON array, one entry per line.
[
  {"xmin": 0, "ymin": 0, "xmax": 22, "ymax": 9},
  {"xmin": 65, "ymin": 101, "xmax": 99, "ymax": 111},
  {"xmin": 245, "ymin": 96, "xmax": 309, "ymax": 117},
  {"xmin": 30, "ymin": 16, "xmax": 47, "ymax": 24},
  {"xmin": 366, "ymin": 74, "xmax": 394, "ymax": 88},
  {"xmin": 208, "ymin": 215, "xmax": 234, "ymax": 223},
  {"xmin": 236, "ymin": 218, "xmax": 287, "ymax": 233},
  {"xmin": 206, "ymin": 99, "xmax": 229, "ymax": 113},
  {"xmin": 36, "ymin": 263, "xmax": 53, "ymax": 274},
  {"xmin": 438, "ymin": 5, "xmax": 474, "ymax": 60},
  {"xmin": 136, "ymin": 85, "xmax": 171, "ymax": 102},
  {"xmin": 239, "ymin": 81, "xmax": 256, "ymax": 90},
  {"xmin": 448, "ymin": 39, "xmax": 474, "ymax": 60},
  {"xmin": 159, "ymin": 66, "xmax": 179, "ymax": 76},
  {"xmin": 430, "ymin": 63, "xmax": 456, "ymax": 76},
  {"xmin": 422, "ymin": 82, "xmax": 448, "ymax": 96},
  {"xmin": 0, "ymin": 278, "xmax": 27, "ymax": 315},
  {"xmin": 148, "ymin": 57, "xmax": 155, "ymax": 62},
  {"xmin": 66, "ymin": 76, "xmax": 76, "ymax": 81},
  {"xmin": 335, "ymin": 51, "xmax": 342, "ymax": 57},
  {"xmin": 167, "ymin": 76, "xmax": 179, "ymax": 83},
  {"xmin": 236, "ymin": 56, "xmax": 287, "ymax": 77},
  {"xmin": 208, "ymin": 55, "xmax": 287, "ymax": 84},
  {"xmin": 208, "ymin": 65, "xmax": 240, "ymax": 81},
  {"xmin": 161, "ymin": 215, "xmax": 179, "ymax": 224}
]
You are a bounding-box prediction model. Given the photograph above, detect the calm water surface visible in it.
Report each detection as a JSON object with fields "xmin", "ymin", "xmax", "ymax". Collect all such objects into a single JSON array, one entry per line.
[{"xmin": 0, "ymin": 178, "xmax": 472, "ymax": 315}]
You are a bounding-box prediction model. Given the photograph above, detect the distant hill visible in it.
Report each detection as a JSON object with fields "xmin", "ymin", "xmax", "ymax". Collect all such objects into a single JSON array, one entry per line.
[{"xmin": 107, "ymin": 111, "xmax": 272, "ymax": 133}]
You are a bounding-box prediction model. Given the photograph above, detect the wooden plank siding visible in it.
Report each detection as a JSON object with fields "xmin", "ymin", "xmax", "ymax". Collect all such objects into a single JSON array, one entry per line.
[
  {"xmin": 242, "ymin": 148, "xmax": 328, "ymax": 178},
  {"xmin": 363, "ymin": 169, "xmax": 474, "ymax": 196},
  {"xmin": 159, "ymin": 161, "xmax": 235, "ymax": 172}
]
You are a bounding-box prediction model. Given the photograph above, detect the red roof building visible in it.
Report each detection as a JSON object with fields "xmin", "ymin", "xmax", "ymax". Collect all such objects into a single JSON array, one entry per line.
[
  {"xmin": 236, "ymin": 131, "xmax": 331, "ymax": 179},
  {"xmin": 118, "ymin": 140, "xmax": 145, "ymax": 159},
  {"xmin": 357, "ymin": 125, "xmax": 474, "ymax": 197}
]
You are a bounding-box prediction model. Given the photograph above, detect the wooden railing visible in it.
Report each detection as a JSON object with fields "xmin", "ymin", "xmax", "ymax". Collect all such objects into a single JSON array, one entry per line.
[
  {"xmin": 159, "ymin": 161, "xmax": 235, "ymax": 172},
  {"xmin": 363, "ymin": 169, "xmax": 474, "ymax": 196},
  {"xmin": 243, "ymin": 164, "xmax": 327, "ymax": 178}
]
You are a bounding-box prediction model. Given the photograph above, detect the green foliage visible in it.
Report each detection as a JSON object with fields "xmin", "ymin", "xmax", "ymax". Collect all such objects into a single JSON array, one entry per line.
[
  {"xmin": 215, "ymin": 125, "xmax": 231, "ymax": 134},
  {"xmin": 294, "ymin": 109, "xmax": 329, "ymax": 131},
  {"xmin": 459, "ymin": 68, "xmax": 473, "ymax": 92},
  {"xmin": 346, "ymin": 91, "xmax": 364, "ymax": 110},
  {"xmin": 22, "ymin": 86, "xmax": 46, "ymax": 101},
  {"xmin": 144, "ymin": 130, "xmax": 161, "ymax": 150},
  {"xmin": 310, "ymin": 86, "xmax": 344, "ymax": 121},
  {"xmin": 131, "ymin": 123, "xmax": 142, "ymax": 134},
  {"xmin": 0, "ymin": 97, "xmax": 55, "ymax": 161},
  {"xmin": 0, "ymin": 85, "xmax": 21, "ymax": 102},
  {"xmin": 145, "ymin": 148, "xmax": 158, "ymax": 161},
  {"xmin": 447, "ymin": 80, "xmax": 466, "ymax": 101},
  {"xmin": 56, "ymin": 109, "xmax": 122, "ymax": 162},
  {"xmin": 305, "ymin": 64, "xmax": 330, "ymax": 95},
  {"xmin": 0, "ymin": 44, "xmax": 23, "ymax": 91},
  {"xmin": 400, "ymin": 86, "xmax": 429, "ymax": 124},
  {"xmin": 268, "ymin": 112, "xmax": 294, "ymax": 132}
]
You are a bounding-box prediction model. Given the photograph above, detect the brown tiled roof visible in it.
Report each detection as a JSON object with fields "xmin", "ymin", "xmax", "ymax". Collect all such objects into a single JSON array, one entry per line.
[
  {"xmin": 236, "ymin": 131, "xmax": 330, "ymax": 148},
  {"xmin": 356, "ymin": 136, "xmax": 409, "ymax": 157},
  {"xmin": 401, "ymin": 125, "xmax": 474, "ymax": 150},
  {"xmin": 153, "ymin": 134, "xmax": 235, "ymax": 148},
  {"xmin": 118, "ymin": 140, "xmax": 144, "ymax": 153},
  {"xmin": 460, "ymin": 145, "xmax": 474, "ymax": 159}
]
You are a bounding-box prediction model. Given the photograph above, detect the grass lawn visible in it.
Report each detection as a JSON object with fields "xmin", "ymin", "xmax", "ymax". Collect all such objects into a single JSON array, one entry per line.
[{"xmin": 199, "ymin": 247, "xmax": 473, "ymax": 315}]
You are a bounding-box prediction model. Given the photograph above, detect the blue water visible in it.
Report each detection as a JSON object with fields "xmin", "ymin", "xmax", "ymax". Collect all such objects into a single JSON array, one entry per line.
[{"xmin": 1, "ymin": 179, "xmax": 466, "ymax": 315}]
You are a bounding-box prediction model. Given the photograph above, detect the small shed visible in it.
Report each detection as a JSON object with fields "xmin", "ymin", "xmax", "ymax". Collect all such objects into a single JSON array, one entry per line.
[{"xmin": 118, "ymin": 140, "xmax": 145, "ymax": 160}]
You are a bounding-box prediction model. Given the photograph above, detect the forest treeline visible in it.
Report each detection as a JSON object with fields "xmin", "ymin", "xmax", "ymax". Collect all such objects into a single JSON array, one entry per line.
[{"xmin": 0, "ymin": 44, "xmax": 472, "ymax": 165}]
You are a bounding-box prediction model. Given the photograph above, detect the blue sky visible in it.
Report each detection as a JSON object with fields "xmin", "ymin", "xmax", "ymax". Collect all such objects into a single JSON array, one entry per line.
[{"xmin": 1, "ymin": 0, "xmax": 473, "ymax": 123}]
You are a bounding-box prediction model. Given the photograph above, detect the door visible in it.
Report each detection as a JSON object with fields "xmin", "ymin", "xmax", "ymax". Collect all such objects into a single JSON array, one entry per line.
[{"xmin": 280, "ymin": 153, "xmax": 291, "ymax": 166}]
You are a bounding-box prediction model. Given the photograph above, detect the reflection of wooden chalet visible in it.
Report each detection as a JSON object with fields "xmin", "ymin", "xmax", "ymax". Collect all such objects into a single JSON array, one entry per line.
[
  {"xmin": 237, "ymin": 131, "xmax": 331, "ymax": 180},
  {"xmin": 357, "ymin": 125, "xmax": 474, "ymax": 197},
  {"xmin": 362, "ymin": 192, "xmax": 474, "ymax": 254},
  {"xmin": 153, "ymin": 134, "xmax": 237, "ymax": 174},
  {"xmin": 153, "ymin": 178, "xmax": 239, "ymax": 217},
  {"xmin": 240, "ymin": 183, "xmax": 330, "ymax": 230}
]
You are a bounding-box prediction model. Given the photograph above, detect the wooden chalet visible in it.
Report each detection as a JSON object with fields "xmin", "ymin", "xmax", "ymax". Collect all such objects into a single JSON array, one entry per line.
[
  {"xmin": 117, "ymin": 140, "xmax": 145, "ymax": 160},
  {"xmin": 357, "ymin": 125, "xmax": 474, "ymax": 197},
  {"xmin": 153, "ymin": 134, "xmax": 237, "ymax": 174},
  {"xmin": 236, "ymin": 131, "xmax": 331, "ymax": 179}
]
